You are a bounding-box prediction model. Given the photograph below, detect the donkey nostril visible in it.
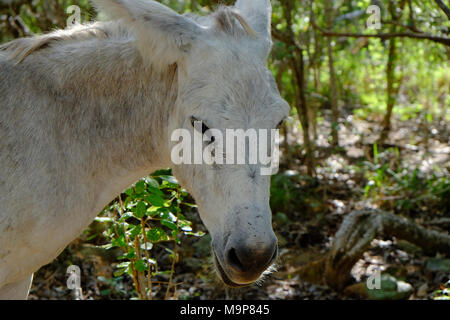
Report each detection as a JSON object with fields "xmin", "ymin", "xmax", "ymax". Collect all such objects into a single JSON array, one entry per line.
[
  {"xmin": 225, "ymin": 239, "xmax": 277, "ymax": 274},
  {"xmin": 227, "ymin": 247, "xmax": 245, "ymax": 271}
]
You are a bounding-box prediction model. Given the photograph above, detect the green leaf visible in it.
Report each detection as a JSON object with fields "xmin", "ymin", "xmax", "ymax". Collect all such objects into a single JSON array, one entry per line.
[
  {"xmin": 178, "ymin": 218, "xmax": 192, "ymax": 232},
  {"xmin": 146, "ymin": 194, "xmax": 165, "ymax": 207},
  {"xmin": 163, "ymin": 199, "xmax": 174, "ymax": 207},
  {"xmin": 159, "ymin": 175, "xmax": 178, "ymax": 185},
  {"xmin": 135, "ymin": 181, "xmax": 146, "ymax": 194},
  {"xmin": 134, "ymin": 259, "xmax": 148, "ymax": 272},
  {"xmin": 98, "ymin": 243, "xmax": 114, "ymax": 250},
  {"xmin": 147, "ymin": 186, "xmax": 164, "ymax": 196},
  {"xmin": 117, "ymin": 261, "xmax": 130, "ymax": 269},
  {"xmin": 146, "ymin": 206, "xmax": 160, "ymax": 216},
  {"xmin": 146, "ymin": 228, "xmax": 169, "ymax": 242},
  {"xmin": 116, "ymin": 224, "xmax": 126, "ymax": 236},
  {"xmin": 184, "ymin": 231, "xmax": 205, "ymax": 237},
  {"xmin": 112, "ymin": 235, "xmax": 127, "ymax": 248},
  {"xmin": 161, "ymin": 220, "xmax": 178, "ymax": 231},
  {"xmin": 134, "ymin": 201, "xmax": 147, "ymax": 218},
  {"xmin": 118, "ymin": 211, "xmax": 133, "ymax": 222},
  {"xmin": 118, "ymin": 250, "xmax": 136, "ymax": 260},
  {"xmin": 145, "ymin": 177, "xmax": 160, "ymax": 188},
  {"xmin": 182, "ymin": 202, "xmax": 197, "ymax": 208},
  {"xmin": 126, "ymin": 264, "xmax": 134, "ymax": 276},
  {"xmin": 180, "ymin": 225, "xmax": 192, "ymax": 232},
  {"xmin": 129, "ymin": 225, "xmax": 142, "ymax": 238}
]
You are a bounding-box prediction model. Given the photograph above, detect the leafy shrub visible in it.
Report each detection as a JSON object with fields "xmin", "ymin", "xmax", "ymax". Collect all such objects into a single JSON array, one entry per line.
[
  {"xmin": 97, "ymin": 169, "xmax": 204, "ymax": 300},
  {"xmin": 363, "ymin": 145, "xmax": 449, "ymax": 216}
]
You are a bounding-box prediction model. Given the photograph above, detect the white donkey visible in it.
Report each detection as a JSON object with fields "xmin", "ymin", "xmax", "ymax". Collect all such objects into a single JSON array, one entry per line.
[{"xmin": 0, "ymin": 0, "xmax": 289, "ymax": 299}]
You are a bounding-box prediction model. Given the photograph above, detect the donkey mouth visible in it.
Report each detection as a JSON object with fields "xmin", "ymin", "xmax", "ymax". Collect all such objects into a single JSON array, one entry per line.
[
  {"xmin": 212, "ymin": 251, "xmax": 249, "ymax": 288},
  {"xmin": 212, "ymin": 245, "xmax": 278, "ymax": 287}
]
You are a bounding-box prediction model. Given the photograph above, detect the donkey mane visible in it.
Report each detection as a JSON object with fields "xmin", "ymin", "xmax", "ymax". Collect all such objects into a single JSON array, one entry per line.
[
  {"xmin": 0, "ymin": 22, "xmax": 120, "ymax": 63},
  {"xmin": 0, "ymin": 6, "xmax": 255, "ymax": 64}
]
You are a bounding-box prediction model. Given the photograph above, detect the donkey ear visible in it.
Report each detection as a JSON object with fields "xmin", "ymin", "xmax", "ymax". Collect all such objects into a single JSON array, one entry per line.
[
  {"xmin": 92, "ymin": 0, "xmax": 205, "ymax": 64},
  {"xmin": 235, "ymin": 0, "xmax": 272, "ymax": 55}
]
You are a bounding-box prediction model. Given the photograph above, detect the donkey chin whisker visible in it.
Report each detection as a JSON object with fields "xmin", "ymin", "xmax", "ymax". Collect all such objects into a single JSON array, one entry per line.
[{"xmin": 254, "ymin": 263, "xmax": 278, "ymax": 287}]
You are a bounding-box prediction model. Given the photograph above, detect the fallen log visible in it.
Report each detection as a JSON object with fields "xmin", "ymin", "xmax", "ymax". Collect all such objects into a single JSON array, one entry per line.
[{"xmin": 299, "ymin": 209, "xmax": 450, "ymax": 291}]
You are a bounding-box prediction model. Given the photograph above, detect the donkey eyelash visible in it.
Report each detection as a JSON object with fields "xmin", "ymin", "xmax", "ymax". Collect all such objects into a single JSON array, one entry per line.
[{"xmin": 190, "ymin": 116, "xmax": 199, "ymax": 128}]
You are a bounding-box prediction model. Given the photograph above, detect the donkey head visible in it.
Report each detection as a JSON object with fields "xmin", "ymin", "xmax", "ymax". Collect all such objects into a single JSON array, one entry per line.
[{"xmin": 94, "ymin": 0, "xmax": 290, "ymax": 287}]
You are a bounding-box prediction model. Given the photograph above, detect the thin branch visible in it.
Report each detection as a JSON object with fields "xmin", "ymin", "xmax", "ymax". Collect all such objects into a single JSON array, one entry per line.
[
  {"xmin": 406, "ymin": 0, "xmax": 421, "ymax": 33},
  {"xmin": 271, "ymin": 27, "xmax": 293, "ymax": 46},
  {"xmin": 434, "ymin": 0, "xmax": 450, "ymax": 20},
  {"xmin": 381, "ymin": 20, "xmax": 422, "ymax": 34},
  {"xmin": 311, "ymin": 20, "xmax": 450, "ymax": 46},
  {"xmin": 271, "ymin": 25, "xmax": 304, "ymax": 50}
]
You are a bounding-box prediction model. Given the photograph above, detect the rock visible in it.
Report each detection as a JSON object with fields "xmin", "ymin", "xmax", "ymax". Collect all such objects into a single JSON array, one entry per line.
[
  {"xmin": 366, "ymin": 274, "xmax": 413, "ymax": 300},
  {"xmin": 416, "ymin": 283, "xmax": 428, "ymax": 298},
  {"xmin": 396, "ymin": 280, "xmax": 413, "ymax": 294}
]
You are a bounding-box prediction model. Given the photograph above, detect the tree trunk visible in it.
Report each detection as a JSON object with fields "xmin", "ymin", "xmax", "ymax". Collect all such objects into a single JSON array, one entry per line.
[
  {"xmin": 378, "ymin": 37, "xmax": 397, "ymax": 144},
  {"xmin": 282, "ymin": 0, "xmax": 316, "ymax": 176},
  {"xmin": 325, "ymin": 0, "xmax": 340, "ymax": 148},
  {"xmin": 291, "ymin": 48, "xmax": 316, "ymax": 176},
  {"xmin": 378, "ymin": 1, "xmax": 401, "ymax": 145},
  {"xmin": 274, "ymin": 63, "xmax": 291, "ymax": 157}
]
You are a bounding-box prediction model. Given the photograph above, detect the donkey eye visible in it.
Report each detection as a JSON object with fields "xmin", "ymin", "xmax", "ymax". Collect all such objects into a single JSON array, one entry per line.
[
  {"xmin": 191, "ymin": 116, "xmax": 209, "ymax": 134},
  {"xmin": 191, "ymin": 116, "xmax": 215, "ymax": 144},
  {"xmin": 276, "ymin": 119, "xmax": 285, "ymax": 129}
]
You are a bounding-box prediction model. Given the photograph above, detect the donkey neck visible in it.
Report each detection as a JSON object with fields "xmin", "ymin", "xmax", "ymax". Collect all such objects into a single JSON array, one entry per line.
[
  {"xmin": 0, "ymin": 30, "xmax": 182, "ymax": 286},
  {"xmin": 19, "ymin": 33, "xmax": 178, "ymax": 210}
]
